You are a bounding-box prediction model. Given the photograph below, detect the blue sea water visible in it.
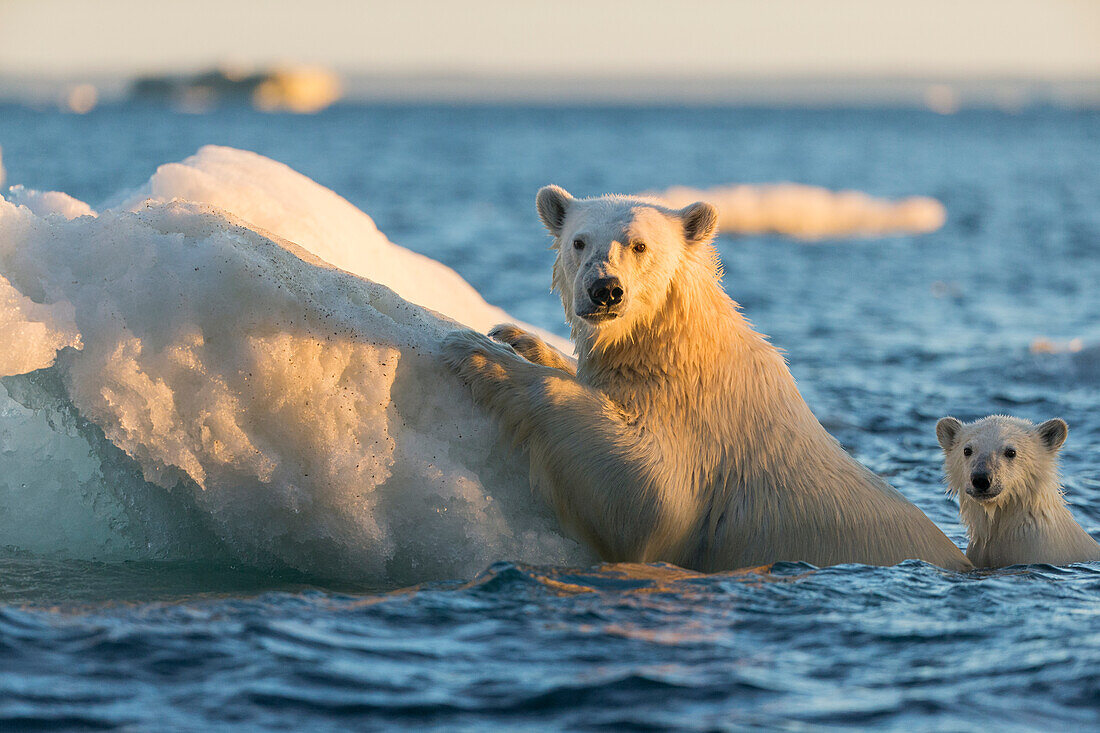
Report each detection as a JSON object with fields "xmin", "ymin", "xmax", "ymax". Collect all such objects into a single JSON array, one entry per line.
[{"xmin": 2, "ymin": 103, "xmax": 1100, "ymax": 730}]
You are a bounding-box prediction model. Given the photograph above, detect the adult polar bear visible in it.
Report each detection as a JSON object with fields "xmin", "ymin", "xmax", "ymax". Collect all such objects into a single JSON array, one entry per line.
[{"xmin": 443, "ymin": 186, "xmax": 971, "ymax": 572}]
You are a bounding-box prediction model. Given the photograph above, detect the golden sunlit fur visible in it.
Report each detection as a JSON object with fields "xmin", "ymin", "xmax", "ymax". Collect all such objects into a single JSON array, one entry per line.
[
  {"xmin": 443, "ymin": 187, "xmax": 971, "ymax": 572},
  {"xmin": 937, "ymin": 415, "xmax": 1100, "ymax": 567}
]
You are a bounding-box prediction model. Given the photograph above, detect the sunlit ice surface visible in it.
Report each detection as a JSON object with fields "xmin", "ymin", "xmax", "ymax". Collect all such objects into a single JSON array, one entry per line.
[
  {"xmin": 1, "ymin": 103, "xmax": 1099, "ymax": 729},
  {"xmin": 0, "ymin": 146, "xmax": 585, "ymax": 586}
]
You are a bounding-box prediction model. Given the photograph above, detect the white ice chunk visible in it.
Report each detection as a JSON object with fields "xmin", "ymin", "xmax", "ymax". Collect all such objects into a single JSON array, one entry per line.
[
  {"xmin": 0, "ymin": 272, "xmax": 81, "ymax": 375},
  {"xmin": 122, "ymin": 145, "xmax": 569, "ymax": 350},
  {"xmin": 6, "ymin": 185, "xmax": 97, "ymax": 220},
  {"xmin": 0, "ymin": 193, "xmax": 588, "ymax": 582}
]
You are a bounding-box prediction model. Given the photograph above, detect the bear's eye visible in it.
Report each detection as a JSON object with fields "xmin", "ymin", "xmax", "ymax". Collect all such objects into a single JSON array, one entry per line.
[
  {"xmin": 1004, "ymin": 448, "xmax": 1016, "ymax": 459},
  {"xmin": 963, "ymin": 446, "xmax": 973, "ymax": 457},
  {"xmin": 632, "ymin": 241, "xmax": 647, "ymax": 254},
  {"xmin": 573, "ymin": 239, "xmax": 585, "ymax": 250}
]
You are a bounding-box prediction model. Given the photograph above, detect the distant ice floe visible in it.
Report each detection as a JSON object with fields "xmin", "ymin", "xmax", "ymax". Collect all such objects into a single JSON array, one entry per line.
[
  {"xmin": 1025, "ymin": 338, "xmax": 1100, "ymax": 384},
  {"xmin": 1030, "ymin": 337, "xmax": 1085, "ymax": 355},
  {"xmin": 654, "ymin": 183, "xmax": 946, "ymax": 240},
  {"xmin": 0, "ymin": 146, "xmax": 586, "ymax": 583},
  {"xmin": 129, "ymin": 66, "xmax": 342, "ymax": 113}
]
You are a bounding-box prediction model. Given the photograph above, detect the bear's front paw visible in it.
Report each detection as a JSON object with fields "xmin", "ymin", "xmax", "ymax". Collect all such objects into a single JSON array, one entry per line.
[
  {"xmin": 490, "ymin": 322, "xmax": 561, "ymax": 364},
  {"xmin": 441, "ymin": 329, "xmax": 511, "ymax": 366},
  {"xmin": 441, "ymin": 329, "xmax": 485, "ymax": 368},
  {"xmin": 489, "ymin": 323, "xmax": 541, "ymax": 357},
  {"xmin": 488, "ymin": 323, "xmax": 528, "ymax": 344},
  {"xmin": 441, "ymin": 330, "xmax": 519, "ymax": 400},
  {"xmin": 490, "ymin": 323, "xmax": 575, "ymax": 374}
]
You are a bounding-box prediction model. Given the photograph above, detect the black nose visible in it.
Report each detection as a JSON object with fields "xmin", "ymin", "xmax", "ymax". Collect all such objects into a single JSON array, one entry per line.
[
  {"xmin": 971, "ymin": 472, "xmax": 991, "ymax": 492},
  {"xmin": 588, "ymin": 277, "xmax": 624, "ymax": 307}
]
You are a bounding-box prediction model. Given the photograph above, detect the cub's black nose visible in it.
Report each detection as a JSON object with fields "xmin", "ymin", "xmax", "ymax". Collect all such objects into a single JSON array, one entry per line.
[
  {"xmin": 588, "ymin": 277, "xmax": 624, "ymax": 307},
  {"xmin": 971, "ymin": 472, "xmax": 991, "ymax": 492}
]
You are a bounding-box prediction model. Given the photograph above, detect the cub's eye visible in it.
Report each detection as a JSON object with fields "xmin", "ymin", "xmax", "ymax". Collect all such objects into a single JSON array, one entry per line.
[
  {"xmin": 1004, "ymin": 448, "xmax": 1016, "ymax": 459},
  {"xmin": 632, "ymin": 241, "xmax": 647, "ymax": 254},
  {"xmin": 963, "ymin": 446, "xmax": 973, "ymax": 457},
  {"xmin": 573, "ymin": 239, "xmax": 585, "ymax": 250}
]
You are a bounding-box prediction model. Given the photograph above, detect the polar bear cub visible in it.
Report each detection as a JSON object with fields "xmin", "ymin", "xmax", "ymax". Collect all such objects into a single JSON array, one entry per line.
[
  {"xmin": 936, "ymin": 415, "xmax": 1100, "ymax": 567},
  {"xmin": 442, "ymin": 185, "xmax": 971, "ymax": 571}
]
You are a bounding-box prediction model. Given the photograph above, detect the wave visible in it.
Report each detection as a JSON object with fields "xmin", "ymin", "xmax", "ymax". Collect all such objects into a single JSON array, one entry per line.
[
  {"xmin": 0, "ymin": 146, "xmax": 589, "ymax": 583},
  {"xmin": 654, "ymin": 183, "xmax": 946, "ymax": 240}
]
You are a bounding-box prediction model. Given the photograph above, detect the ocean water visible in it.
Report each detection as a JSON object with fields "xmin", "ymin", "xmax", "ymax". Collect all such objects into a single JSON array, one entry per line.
[{"xmin": 2, "ymin": 103, "xmax": 1100, "ymax": 730}]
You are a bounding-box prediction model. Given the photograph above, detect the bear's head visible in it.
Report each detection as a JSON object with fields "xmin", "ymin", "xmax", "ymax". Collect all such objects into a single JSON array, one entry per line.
[
  {"xmin": 936, "ymin": 415, "xmax": 1068, "ymax": 508},
  {"xmin": 535, "ymin": 185, "xmax": 718, "ymax": 345}
]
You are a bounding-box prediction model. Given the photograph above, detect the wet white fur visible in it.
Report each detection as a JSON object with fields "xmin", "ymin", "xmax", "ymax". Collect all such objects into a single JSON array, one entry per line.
[
  {"xmin": 937, "ymin": 415, "xmax": 1100, "ymax": 567},
  {"xmin": 443, "ymin": 187, "xmax": 971, "ymax": 572}
]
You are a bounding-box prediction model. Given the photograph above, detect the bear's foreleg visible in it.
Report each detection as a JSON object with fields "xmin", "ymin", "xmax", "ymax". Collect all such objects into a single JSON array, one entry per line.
[{"xmin": 441, "ymin": 329, "xmax": 692, "ymax": 562}]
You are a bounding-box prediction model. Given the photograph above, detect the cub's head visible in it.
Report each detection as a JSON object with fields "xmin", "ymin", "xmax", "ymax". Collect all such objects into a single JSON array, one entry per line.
[
  {"xmin": 936, "ymin": 415, "xmax": 1068, "ymax": 507},
  {"xmin": 535, "ymin": 185, "xmax": 718, "ymax": 344}
]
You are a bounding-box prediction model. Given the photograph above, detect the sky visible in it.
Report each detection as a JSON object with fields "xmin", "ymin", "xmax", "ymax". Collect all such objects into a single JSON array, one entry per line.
[{"xmin": 0, "ymin": 0, "xmax": 1097, "ymax": 79}]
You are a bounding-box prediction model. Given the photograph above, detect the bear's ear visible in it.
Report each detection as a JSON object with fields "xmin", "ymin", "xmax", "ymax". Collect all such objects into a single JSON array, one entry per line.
[
  {"xmin": 536, "ymin": 185, "xmax": 574, "ymax": 236},
  {"xmin": 936, "ymin": 417, "xmax": 962, "ymax": 451},
  {"xmin": 679, "ymin": 201, "xmax": 718, "ymax": 245},
  {"xmin": 1037, "ymin": 418, "xmax": 1068, "ymax": 451}
]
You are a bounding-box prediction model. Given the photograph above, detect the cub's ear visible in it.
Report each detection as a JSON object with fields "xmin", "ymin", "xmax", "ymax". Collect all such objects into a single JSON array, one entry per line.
[
  {"xmin": 679, "ymin": 201, "xmax": 718, "ymax": 245},
  {"xmin": 936, "ymin": 417, "xmax": 962, "ymax": 451},
  {"xmin": 536, "ymin": 185, "xmax": 574, "ymax": 236},
  {"xmin": 1037, "ymin": 418, "xmax": 1068, "ymax": 451}
]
